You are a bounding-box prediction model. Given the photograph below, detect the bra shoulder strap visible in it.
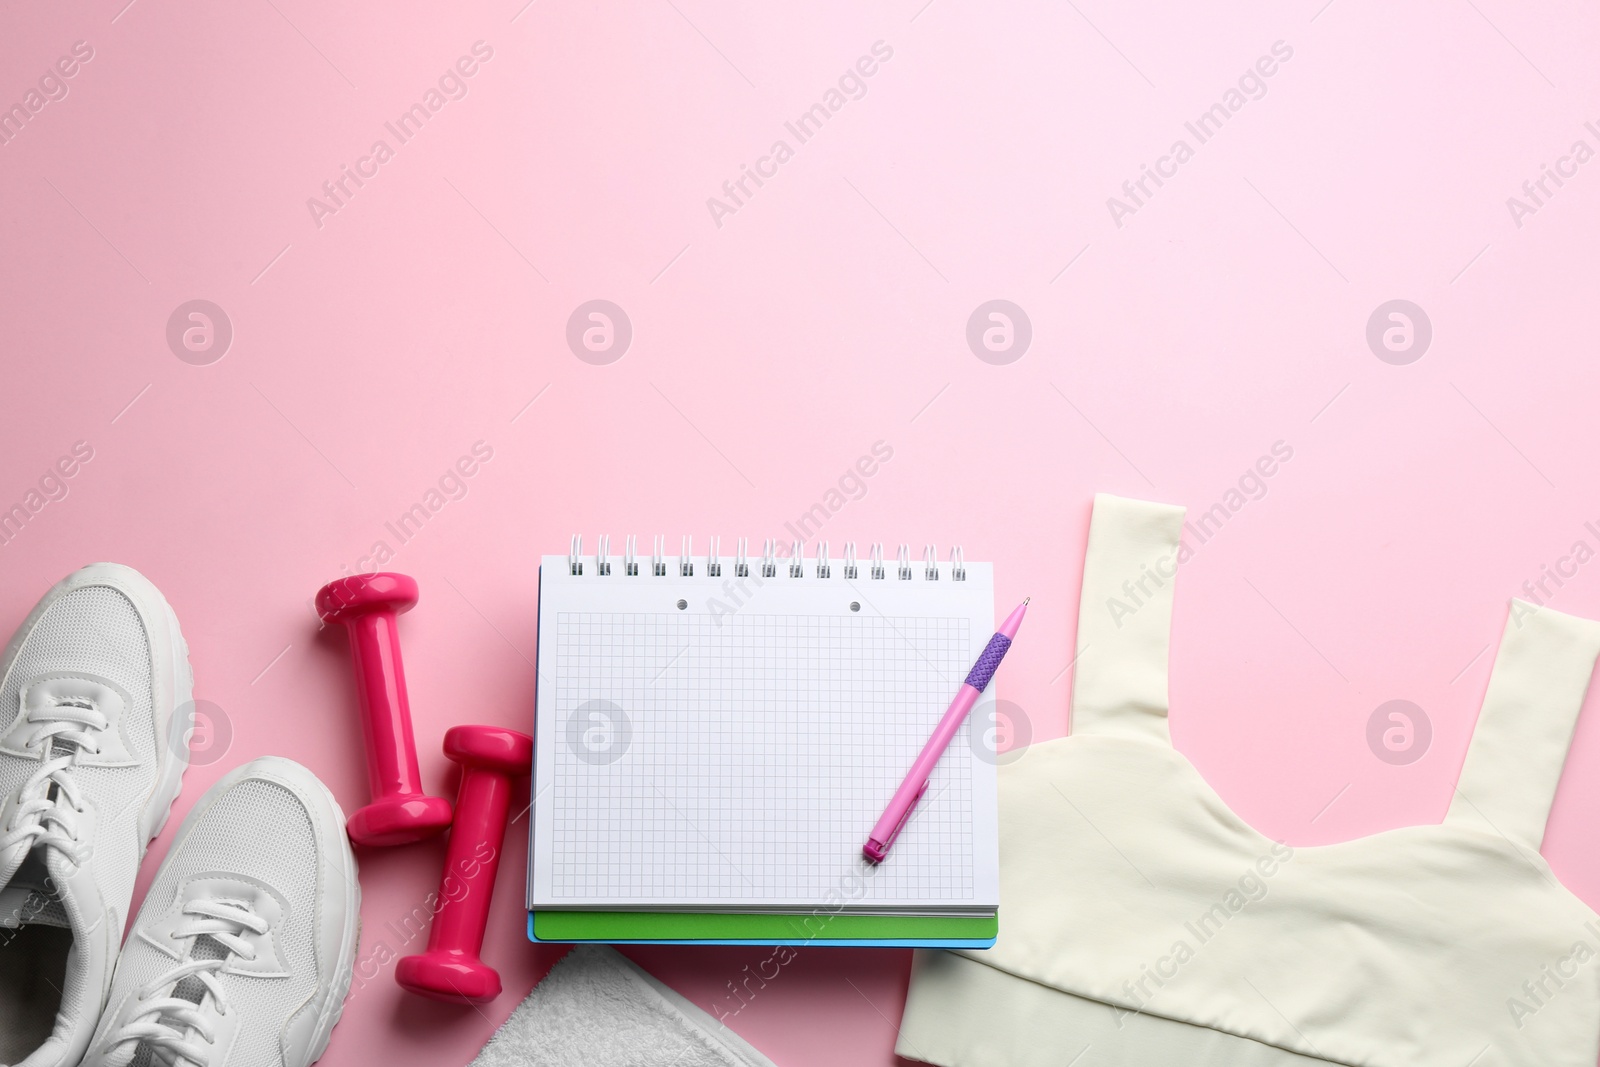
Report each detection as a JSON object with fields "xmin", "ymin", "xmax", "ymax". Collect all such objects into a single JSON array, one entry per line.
[
  {"xmin": 1444, "ymin": 600, "xmax": 1600, "ymax": 851},
  {"xmin": 1071, "ymin": 493, "xmax": 1187, "ymax": 744}
]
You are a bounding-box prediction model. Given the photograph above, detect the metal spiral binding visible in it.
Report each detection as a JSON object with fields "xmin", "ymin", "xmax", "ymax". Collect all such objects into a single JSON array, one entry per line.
[{"xmin": 565, "ymin": 538, "xmax": 969, "ymax": 580}]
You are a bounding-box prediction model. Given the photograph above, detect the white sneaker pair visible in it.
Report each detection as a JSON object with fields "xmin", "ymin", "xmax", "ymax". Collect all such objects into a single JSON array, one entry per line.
[{"xmin": 0, "ymin": 565, "xmax": 359, "ymax": 1067}]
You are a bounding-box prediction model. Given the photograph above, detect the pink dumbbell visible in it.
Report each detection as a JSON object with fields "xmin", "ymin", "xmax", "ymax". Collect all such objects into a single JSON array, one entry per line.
[
  {"xmin": 316, "ymin": 573, "xmax": 453, "ymax": 847},
  {"xmin": 396, "ymin": 724, "xmax": 532, "ymax": 1004}
]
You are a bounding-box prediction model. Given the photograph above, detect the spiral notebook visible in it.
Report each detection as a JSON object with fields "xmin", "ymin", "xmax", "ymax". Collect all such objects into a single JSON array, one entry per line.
[{"xmin": 527, "ymin": 537, "xmax": 1000, "ymax": 945}]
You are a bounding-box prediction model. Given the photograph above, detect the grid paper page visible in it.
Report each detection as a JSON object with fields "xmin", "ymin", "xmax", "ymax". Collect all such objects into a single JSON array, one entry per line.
[{"xmin": 530, "ymin": 557, "xmax": 999, "ymax": 912}]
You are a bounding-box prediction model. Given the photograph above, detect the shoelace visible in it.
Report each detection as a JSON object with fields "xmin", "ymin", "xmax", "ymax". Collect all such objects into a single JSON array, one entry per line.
[
  {"xmin": 0, "ymin": 700, "xmax": 108, "ymax": 865},
  {"xmin": 107, "ymin": 898, "xmax": 270, "ymax": 1067}
]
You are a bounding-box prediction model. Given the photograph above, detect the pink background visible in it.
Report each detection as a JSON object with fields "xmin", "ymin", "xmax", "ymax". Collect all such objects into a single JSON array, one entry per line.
[{"xmin": 5, "ymin": 0, "xmax": 1600, "ymax": 1063}]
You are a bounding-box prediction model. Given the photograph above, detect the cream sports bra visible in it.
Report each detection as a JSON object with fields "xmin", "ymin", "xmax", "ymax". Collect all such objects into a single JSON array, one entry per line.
[{"xmin": 898, "ymin": 494, "xmax": 1600, "ymax": 1067}]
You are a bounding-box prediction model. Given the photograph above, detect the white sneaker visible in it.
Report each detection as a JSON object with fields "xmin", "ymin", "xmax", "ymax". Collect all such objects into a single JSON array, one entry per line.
[
  {"xmin": 82, "ymin": 757, "xmax": 360, "ymax": 1067},
  {"xmin": 0, "ymin": 564, "xmax": 192, "ymax": 1067}
]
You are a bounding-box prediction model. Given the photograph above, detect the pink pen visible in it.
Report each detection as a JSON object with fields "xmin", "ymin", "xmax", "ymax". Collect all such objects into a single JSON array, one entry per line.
[{"xmin": 863, "ymin": 598, "xmax": 1029, "ymax": 863}]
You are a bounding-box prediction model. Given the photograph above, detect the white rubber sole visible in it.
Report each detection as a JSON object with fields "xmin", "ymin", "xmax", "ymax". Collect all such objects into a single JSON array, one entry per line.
[
  {"xmin": 300, "ymin": 770, "xmax": 362, "ymax": 1067},
  {"xmin": 124, "ymin": 568, "xmax": 194, "ymax": 856}
]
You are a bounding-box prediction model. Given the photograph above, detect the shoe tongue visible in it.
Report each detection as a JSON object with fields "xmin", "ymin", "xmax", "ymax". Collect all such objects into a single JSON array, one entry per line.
[
  {"xmin": 0, "ymin": 846, "xmax": 71, "ymax": 929},
  {"xmin": 116, "ymin": 931, "xmax": 236, "ymax": 1067},
  {"xmin": 171, "ymin": 935, "xmax": 231, "ymax": 1002},
  {"xmin": 0, "ymin": 822, "xmax": 29, "ymax": 890},
  {"xmin": 0, "ymin": 728, "xmax": 90, "ymax": 883},
  {"xmin": 105, "ymin": 1045, "xmax": 139, "ymax": 1067}
]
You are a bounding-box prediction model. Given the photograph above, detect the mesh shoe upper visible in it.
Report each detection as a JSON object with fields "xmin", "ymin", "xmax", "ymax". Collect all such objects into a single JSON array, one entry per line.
[
  {"xmin": 0, "ymin": 565, "xmax": 191, "ymax": 1067},
  {"xmin": 85, "ymin": 758, "xmax": 360, "ymax": 1067}
]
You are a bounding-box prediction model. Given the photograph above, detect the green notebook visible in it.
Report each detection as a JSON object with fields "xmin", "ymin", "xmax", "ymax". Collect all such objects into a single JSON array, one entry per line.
[
  {"xmin": 531, "ymin": 910, "xmax": 998, "ymax": 946},
  {"xmin": 529, "ymin": 553, "xmax": 1002, "ymax": 946}
]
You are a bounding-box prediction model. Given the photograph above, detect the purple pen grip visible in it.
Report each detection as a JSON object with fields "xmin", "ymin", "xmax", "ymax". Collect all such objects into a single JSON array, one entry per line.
[{"xmin": 964, "ymin": 632, "xmax": 1012, "ymax": 691}]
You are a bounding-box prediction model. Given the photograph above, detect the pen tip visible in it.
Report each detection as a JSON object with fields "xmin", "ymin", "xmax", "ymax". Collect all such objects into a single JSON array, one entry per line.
[{"xmin": 1023, "ymin": 596, "xmax": 1031, "ymax": 605}]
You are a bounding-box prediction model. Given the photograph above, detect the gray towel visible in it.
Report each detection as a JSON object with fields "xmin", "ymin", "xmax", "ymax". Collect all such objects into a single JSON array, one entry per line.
[{"xmin": 469, "ymin": 946, "xmax": 778, "ymax": 1067}]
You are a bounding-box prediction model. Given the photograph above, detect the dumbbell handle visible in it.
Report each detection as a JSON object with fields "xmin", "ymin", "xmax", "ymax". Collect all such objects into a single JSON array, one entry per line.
[
  {"xmin": 345, "ymin": 609, "xmax": 426, "ymax": 802},
  {"xmin": 397, "ymin": 725, "xmax": 531, "ymax": 1002},
  {"xmin": 427, "ymin": 764, "xmax": 514, "ymax": 958},
  {"xmin": 317, "ymin": 572, "xmax": 452, "ymax": 848}
]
